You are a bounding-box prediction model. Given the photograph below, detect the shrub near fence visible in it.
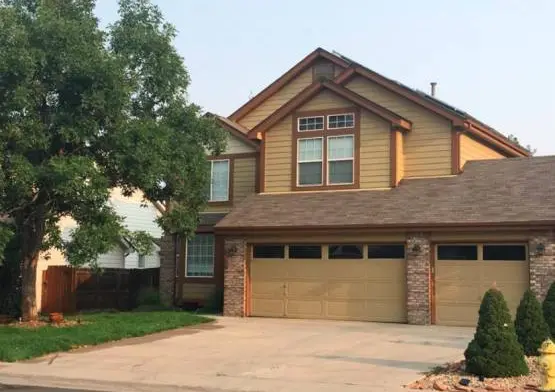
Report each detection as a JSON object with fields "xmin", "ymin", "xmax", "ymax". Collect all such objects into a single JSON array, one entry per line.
[{"xmin": 41, "ymin": 266, "xmax": 159, "ymax": 314}]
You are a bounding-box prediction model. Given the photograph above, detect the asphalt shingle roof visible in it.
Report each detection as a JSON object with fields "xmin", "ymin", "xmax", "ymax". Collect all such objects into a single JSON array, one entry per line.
[{"xmin": 216, "ymin": 156, "xmax": 555, "ymax": 230}]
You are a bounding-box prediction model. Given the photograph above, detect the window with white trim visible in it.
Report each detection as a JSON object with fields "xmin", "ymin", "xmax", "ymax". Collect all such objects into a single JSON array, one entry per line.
[
  {"xmin": 208, "ymin": 160, "xmax": 229, "ymax": 201},
  {"xmin": 298, "ymin": 116, "xmax": 324, "ymax": 131},
  {"xmin": 328, "ymin": 113, "xmax": 354, "ymax": 129},
  {"xmin": 327, "ymin": 135, "xmax": 354, "ymax": 184},
  {"xmin": 297, "ymin": 138, "xmax": 323, "ymax": 186},
  {"xmin": 186, "ymin": 234, "xmax": 214, "ymax": 277}
]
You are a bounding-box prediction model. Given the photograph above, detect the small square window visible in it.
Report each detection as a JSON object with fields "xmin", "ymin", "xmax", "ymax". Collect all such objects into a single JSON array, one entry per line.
[
  {"xmin": 328, "ymin": 113, "xmax": 354, "ymax": 129},
  {"xmin": 298, "ymin": 116, "xmax": 324, "ymax": 131}
]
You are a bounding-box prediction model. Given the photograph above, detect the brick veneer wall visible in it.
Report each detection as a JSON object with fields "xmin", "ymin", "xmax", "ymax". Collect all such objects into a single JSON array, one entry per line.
[
  {"xmin": 529, "ymin": 230, "xmax": 555, "ymax": 300},
  {"xmin": 406, "ymin": 233, "xmax": 431, "ymax": 325},
  {"xmin": 159, "ymin": 233, "xmax": 177, "ymax": 307},
  {"xmin": 223, "ymin": 238, "xmax": 247, "ymax": 317}
]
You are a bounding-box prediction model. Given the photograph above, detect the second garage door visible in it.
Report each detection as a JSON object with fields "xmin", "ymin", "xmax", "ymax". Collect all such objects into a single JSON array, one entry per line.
[
  {"xmin": 435, "ymin": 243, "xmax": 529, "ymax": 326},
  {"xmin": 250, "ymin": 244, "xmax": 406, "ymax": 322}
]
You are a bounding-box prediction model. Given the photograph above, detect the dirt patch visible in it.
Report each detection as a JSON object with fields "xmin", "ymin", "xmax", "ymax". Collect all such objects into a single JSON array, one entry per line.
[
  {"xmin": 406, "ymin": 357, "xmax": 542, "ymax": 391},
  {"xmin": 6, "ymin": 319, "xmax": 83, "ymax": 328}
]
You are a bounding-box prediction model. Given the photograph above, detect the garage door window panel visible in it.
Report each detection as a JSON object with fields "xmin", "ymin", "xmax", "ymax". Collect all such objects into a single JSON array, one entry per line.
[
  {"xmin": 437, "ymin": 245, "xmax": 478, "ymax": 260},
  {"xmin": 328, "ymin": 244, "xmax": 363, "ymax": 259},
  {"xmin": 289, "ymin": 245, "xmax": 322, "ymax": 259},
  {"xmin": 253, "ymin": 245, "xmax": 285, "ymax": 259},
  {"xmin": 368, "ymin": 245, "xmax": 405, "ymax": 259},
  {"xmin": 483, "ymin": 245, "xmax": 526, "ymax": 261}
]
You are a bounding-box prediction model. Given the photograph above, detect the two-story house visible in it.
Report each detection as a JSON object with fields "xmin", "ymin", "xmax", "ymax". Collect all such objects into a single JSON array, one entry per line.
[{"xmin": 160, "ymin": 48, "xmax": 555, "ymax": 327}]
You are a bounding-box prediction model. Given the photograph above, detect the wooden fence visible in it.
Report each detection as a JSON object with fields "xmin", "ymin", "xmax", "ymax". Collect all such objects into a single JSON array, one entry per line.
[{"xmin": 41, "ymin": 266, "xmax": 159, "ymax": 314}]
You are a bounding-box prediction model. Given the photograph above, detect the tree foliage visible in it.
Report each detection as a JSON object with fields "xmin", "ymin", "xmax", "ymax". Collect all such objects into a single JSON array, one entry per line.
[
  {"xmin": 515, "ymin": 289, "xmax": 550, "ymax": 356},
  {"xmin": 543, "ymin": 282, "xmax": 555, "ymax": 338},
  {"xmin": 464, "ymin": 288, "xmax": 528, "ymax": 377},
  {"xmin": 0, "ymin": 0, "xmax": 226, "ymax": 319}
]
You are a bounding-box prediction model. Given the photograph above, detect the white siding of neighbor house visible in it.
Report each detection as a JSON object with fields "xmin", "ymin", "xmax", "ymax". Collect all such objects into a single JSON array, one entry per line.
[{"xmin": 124, "ymin": 246, "xmax": 160, "ymax": 269}]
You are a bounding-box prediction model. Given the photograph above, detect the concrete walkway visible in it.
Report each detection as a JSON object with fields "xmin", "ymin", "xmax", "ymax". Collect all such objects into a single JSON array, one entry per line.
[{"xmin": 0, "ymin": 317, "xmax": 473, "ymax": 392}]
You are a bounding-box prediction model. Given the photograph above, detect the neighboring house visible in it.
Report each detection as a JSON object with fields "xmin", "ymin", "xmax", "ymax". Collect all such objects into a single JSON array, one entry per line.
[
  {"xmin": 37, "ymin": 188, "xmax": 162, "ymax": 310},
  {"xmin": 160, "ymin": 48, "xmax": 555, "ymax": 327}
]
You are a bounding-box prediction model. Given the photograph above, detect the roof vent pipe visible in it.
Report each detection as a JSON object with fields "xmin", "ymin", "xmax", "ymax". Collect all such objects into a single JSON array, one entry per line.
[{"xmin": 430, "ymin": 82, "xmax": 437, "ymax": 97}]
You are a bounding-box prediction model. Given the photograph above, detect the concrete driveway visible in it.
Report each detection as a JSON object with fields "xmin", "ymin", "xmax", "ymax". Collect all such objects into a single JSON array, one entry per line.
[{"xmin": 0, "ymin": 317, "xmax": 473, "ymax": 392}]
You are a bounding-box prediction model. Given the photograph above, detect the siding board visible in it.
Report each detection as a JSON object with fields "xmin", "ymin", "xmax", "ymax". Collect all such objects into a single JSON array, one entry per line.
[
  {"xmin": 346, "ymin": 77, "xmax": 452, "ymax": 178},
  {"xmin": 239, "ymin": 68, "xmax": 314, "ymax": 130},
  {"xmin": 460, "ymin": 133, "xmax": 504, "ymax": 169}
]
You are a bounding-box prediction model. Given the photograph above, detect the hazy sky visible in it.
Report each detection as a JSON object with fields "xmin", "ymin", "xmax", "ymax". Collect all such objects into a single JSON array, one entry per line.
[{"xmin": 95, "ymin": 0, "xmax": 555, "ymax": 156}]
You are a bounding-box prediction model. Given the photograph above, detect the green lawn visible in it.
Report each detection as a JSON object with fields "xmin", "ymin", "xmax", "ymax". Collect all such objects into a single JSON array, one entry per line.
[{"xmin": 0, "ymin": 311, "xmax": 211, "ymax": 362}]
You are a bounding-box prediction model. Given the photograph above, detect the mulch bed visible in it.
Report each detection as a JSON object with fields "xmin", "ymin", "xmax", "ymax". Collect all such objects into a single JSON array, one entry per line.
[{"xmin": 406, "ymin": 357, "xmax": 542, "ymax": 392}]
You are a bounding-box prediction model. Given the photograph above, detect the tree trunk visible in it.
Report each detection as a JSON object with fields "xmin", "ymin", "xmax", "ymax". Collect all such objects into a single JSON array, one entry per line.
[
  {"xmin": 20, "ymin": 251, "xmax": 39, "ymax": 321},
  {"xmin": 18, "ymin": 205, "xmax": 47, "ymax": 322}
]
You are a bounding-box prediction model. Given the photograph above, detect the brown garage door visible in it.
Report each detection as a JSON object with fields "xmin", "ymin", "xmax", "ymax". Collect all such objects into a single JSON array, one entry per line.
[
  {"xmin": 250, "ymin": 244, "xmax": 406, "ymax": 322},
  {"xmin": 435, "ymin": 244, "xmax": 529, "ymax": 326}
]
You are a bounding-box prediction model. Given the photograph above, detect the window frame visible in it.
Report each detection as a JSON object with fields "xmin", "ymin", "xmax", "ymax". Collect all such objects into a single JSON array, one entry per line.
[
  {"xmin": 297, "ymin": 137, "xmax": 324, "ymax": 187},
  {"xmin": 327, "ymin": 113, "xmax": 355, "ymax": 130},
  {"xmin": 292, "ymin": 108, "xmax": 359, "ymax": 191},
  {"xmin": 297, "ymin": 116, "xmax": 325, "ymax": 132},
  {"xmin": 327, "ymin": 135, "xmax": 355, "ymax": 185},
  {"xmin": 185, "ymin": 233, "xmax": 215, "ymax": 278},
  {"xmin": 207, "ymin": 158, "xmax": 231, "ymax": 204}
]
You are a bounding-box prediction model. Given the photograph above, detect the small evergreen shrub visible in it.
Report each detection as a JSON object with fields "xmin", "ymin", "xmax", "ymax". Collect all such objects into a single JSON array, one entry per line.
[
  {"xmin": 543, "ymin": 282, "xmax": 555, "ymax": 337},
  {"xmin": 515, "ymin": 289, "xmax": 550, "ymax": 355},
  {"xmin": 464, "ymin": 288, "xmax": 529, "ymax": 377}
]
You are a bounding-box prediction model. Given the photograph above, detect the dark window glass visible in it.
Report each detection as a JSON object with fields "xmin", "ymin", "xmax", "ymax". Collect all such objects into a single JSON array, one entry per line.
[
  {"xmin": 483, "ymin": 245, "xmax": 526, "ymax": 261},
  {"xmin": 289, "ymin": 245, "xmax": 322, "ymax": 259},
  {"xmin": 437, "ymin": 245, "xmax": 478, "ymax": 260},
  {"xmin": 328, "ymin": 244, "xmax": 363, "ymax": 259},
  {"xmin": 367, "ymin": 245, "xmax": 405, "ymax": 259},
  {"xmin": 253, "ymin": 245, "xmax": 285, "ymax": 259}
]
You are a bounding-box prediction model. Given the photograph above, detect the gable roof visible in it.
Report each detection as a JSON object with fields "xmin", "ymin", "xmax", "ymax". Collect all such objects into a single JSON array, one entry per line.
[
  {"xmin": 228, "ymin": 47, "xmax": 529, "ymax": 157},
  {"xmin": 216, "ymin": 156, "xmax": 555, "ymax": 231},
  {"xmin": 228, "ymin": 48, "xmax": 350, "ymax": 122},
  {"xmin": 213, "ymin": 115, "xmax": 260, "ymax": 150},
  {"xmin": 249, "ymin": 80, "xmax": 412, "ymax": 137}
]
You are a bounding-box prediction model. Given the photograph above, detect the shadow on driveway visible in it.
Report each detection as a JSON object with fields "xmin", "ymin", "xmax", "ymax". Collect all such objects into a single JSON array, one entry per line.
[{"xmin": 316, "ymin": 355, "xmax": 442, "ymax": 372}]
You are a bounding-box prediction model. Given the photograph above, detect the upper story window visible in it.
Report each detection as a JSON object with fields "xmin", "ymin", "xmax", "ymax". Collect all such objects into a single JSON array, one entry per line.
[
  {"xmin": 208, "ymin": 159, "xmax": 230, "ymax": 202},
  {"xmin": 298, "ymin": 116, "xmax": 324, "ymax": 131},
  {"xmin": 294, "ymin": 108, "xmax": 358, "ymax": 190},
  {"xmin": 328, "ymin": 113, "xmax": 354, "ymax": 129}
]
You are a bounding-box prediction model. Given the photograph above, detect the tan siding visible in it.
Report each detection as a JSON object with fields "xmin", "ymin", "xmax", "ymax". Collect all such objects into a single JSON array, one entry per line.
[
  {"xmin": 264, "ymin": 116, "xmax": 292, "ymax": 193},
  {"xmin": 359, "ymin": 111, "xmax": 390, "ymax": 188},
  {"xmin": 233, "ymin": 157, "xmax": 256, "ymax": 203},
  {"xmin": 225, "ymin": 133, "xmax": 256, "ymax": 154},
  {"xmin": 346, "ymin": 77, "xmax": 452, "ymax": 178},
  {"xmin": 298, "ymin": 89, "xmax": 352, "ymax": 111},
  {"xmin": 181, "ymin": 283, "xmax": 216, "ymax": 302},
  {"xmin": 460, "ymin": 133, "xmax": 504, "ymax": 169},
  {"xmin": 239, "ymin": 68, "xmax": 314, "ymax": 130}
]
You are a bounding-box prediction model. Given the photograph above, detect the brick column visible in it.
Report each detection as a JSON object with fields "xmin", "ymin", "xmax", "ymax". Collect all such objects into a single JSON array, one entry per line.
[
  {"xmin": 223, "ymin": 238, "xmax": 247, "ymax": 317},
  {"xmin": 159, "ymin": 233, "xmax": 178, "ymax": 307},
  {"xmin": 406, "ymin": 233, "xmax": 432, "ymax": 325},
  {"xmin": 529, "ymin": 231, "xmax": 555, "ymax": 300}
]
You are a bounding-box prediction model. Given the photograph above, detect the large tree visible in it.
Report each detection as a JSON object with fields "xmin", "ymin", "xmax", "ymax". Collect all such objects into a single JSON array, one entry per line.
[{"xmin": 0, "ymin": 0, "xmax": 225, "ymax": 320}]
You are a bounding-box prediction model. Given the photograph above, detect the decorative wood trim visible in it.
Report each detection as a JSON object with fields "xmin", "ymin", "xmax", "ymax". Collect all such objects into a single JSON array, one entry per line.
[
  {"xmin": 451, "ymin": 128, "xmax": 461, "ymax": 174},
  {"xmin": 390, "ymin": 128, "xmax": 397, "ymax": 187},
  {"xmin": 229, "ymin": 48, "xmax": 350, "ymax": 122},
  {"xmin": 206, "ymin": 152, "xmax": 257, "ymax": 160},
  {"xmin": 430, "ymin": 244, "xmax": 436, "ymax": 324},
  {"xmin": 259, "ymin": 140, "xmax": 266, "ymax": 193},
  {"xmin": 291, "ymin": 107, "xmax": 361, "ymax": 192}
]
